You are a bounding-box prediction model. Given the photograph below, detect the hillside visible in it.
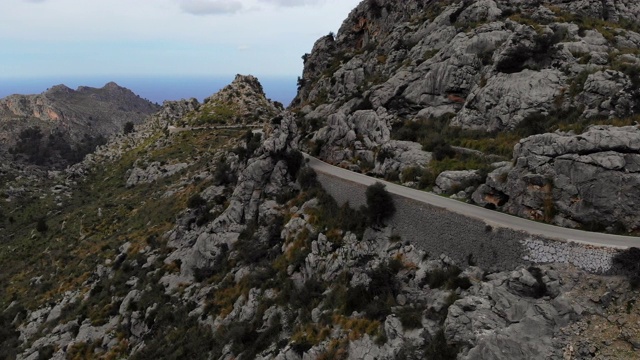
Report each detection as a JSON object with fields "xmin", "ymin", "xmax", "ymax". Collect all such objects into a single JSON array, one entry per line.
[
  {"xmin": 1, "ymin": 1, "xmax": 640, "ymax": 359},
  {"xmin": 0, "ymin": 82, "xmax": 159, "ymax": 168},
  {"xmin": 293, "ymin": 0, "xmax": 640, "ymax": 232},
  {"xmin": 0, "ymin": 80, "xmax": 636, "ymax": 359}
]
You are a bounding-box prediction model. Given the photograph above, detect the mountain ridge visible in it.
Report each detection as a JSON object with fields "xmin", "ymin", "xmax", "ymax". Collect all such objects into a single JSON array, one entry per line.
[{"xmin": 0, "ymin": 81, "xmax": 160, "ymax": 169}]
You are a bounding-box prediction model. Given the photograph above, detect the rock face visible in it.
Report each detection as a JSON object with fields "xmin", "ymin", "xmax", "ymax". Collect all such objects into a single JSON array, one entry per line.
[
  {"xmin": 292, "ymin": 0, "xmax": 640, "ymax": 179},
  {"xmin": 474, "ymin": 126, "xmax": 640, "ymax": 231}
]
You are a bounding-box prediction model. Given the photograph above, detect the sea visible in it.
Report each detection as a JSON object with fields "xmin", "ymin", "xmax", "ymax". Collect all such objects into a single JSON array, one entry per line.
[{"xmin": 0, "ymin": 75, "xmax": 298, "ymax": 107}]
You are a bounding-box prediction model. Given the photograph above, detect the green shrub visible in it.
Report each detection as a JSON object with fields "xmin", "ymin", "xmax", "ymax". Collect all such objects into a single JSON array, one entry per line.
[
  {"xmin": 396, "ymin": 306, "xmax": 424, "ymax": 329},
  {"xmin": 38, "ymin": 345, "xmax": 55, "ymax": 360},
  {"xmin": 213, "ymin": 158, "xmax": 235, "ymax": 186},
  {"xmin": 339, "ymin": 260, "xmax": 403, "ymax": 320},
  {"xmin": 527, "ymin": 266, "xmax": 548, "ymax": 298},
  {"xmin": 365, "ymin": 182, "xmax": 396, "ymax": 226},
  {"xmin": 377, "ymin": 148, "xmax": 394, "ymax": 163},
  {"xmin": 424, "ymin": 330, "xmax": 458, "ymax": 359},
  {"xmin": 613, "ymin": 247, "xmax": 640, "ymax": 289},
  {"xmin": 36, "ymin": 217, "xmax": 48, "ymax": 233},
  {"xmin": 187, "ymin": 194, "xmax": 207, "ymax": 209},
  {"xmin": 422, "ymin": 266, "xmax": 471, "ymax": 290},
  {"xmin": 280, "ymin": 150, "xmax": 304, "ymax": 178},
  {"xmin": 123, "ymin": 121, "xmax": 135, "ymax": 134},
  {"xmin": 297, "ymin": 167, "xmax": 319, "ymax": 190}
]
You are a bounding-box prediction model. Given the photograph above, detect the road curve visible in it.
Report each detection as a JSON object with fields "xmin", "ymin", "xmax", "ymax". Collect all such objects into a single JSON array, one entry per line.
[{"xmin": 305, "ymin": 155, "xmax": 640, "ymax": 249}]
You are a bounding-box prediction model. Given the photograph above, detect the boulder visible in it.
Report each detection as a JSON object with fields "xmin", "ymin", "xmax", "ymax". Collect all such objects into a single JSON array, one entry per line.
[
  {"xmin": 434, "ymin": 170, "xmax": 482, "ymax": 195},
  {"xmin": 488, "ymin": 126, "xmax": 640, "ymax": 231}
]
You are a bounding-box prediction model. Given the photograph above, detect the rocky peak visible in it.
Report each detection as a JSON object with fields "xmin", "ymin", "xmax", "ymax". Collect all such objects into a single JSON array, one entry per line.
[
  {"xmin": 44, "ymin": 84, "xmax": 73, "ymax": 96},
  {"xmin": 102, "ymin": 81, "xmax": 121, "ymax": 90},
  {"xmin": 204, "ymin": 74, "xmax": 272, "ymax": 106},
  {"xmin": 185, "ymin": 74, "xmax": 281, "ymax": 125}
]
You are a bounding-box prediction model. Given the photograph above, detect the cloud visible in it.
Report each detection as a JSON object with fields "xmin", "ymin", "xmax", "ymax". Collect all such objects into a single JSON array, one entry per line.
[
  {"xmin": 23, "ymin": 0, "xmax": 47, "ymax": 3},
  {"xmin": 258, "ymin": 0, "xmax": 324, "ymax": 7},
  {"xmin": 180, "ymin": 0, "xmax": 243, "ymax": 15},
  {"xmin": 237, "ymin": 45, "xmax": 250, "ymax": 51}
]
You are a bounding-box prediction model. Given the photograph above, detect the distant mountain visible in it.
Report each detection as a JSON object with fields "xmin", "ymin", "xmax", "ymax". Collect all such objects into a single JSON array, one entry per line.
[{"xmin": 0, "ymin": 82, "xmax": 160, "ymax": 167}]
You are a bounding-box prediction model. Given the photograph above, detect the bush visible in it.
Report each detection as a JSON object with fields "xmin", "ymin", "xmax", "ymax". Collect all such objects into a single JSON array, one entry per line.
[
  {"xmin": 36, "ymin": 217, "xmax": 48, "ymax": 233},
  {"xmin": 187, "ymin": 194, "xmax": 207, "ymax": 209},
  {"xmin": 396, "ymin": 306, "xmax": 424, "ymax": 329},
  {"xmin": 213, "ymin": 158, "xmax": 236, "ymax": 186},
  {"xmin": 297, "ymin": 167, "xmax": 319, "ymax": 190},
  {"xmin": 365, "ymin": 182, "xmax": 396, "ymax": 226},
  {"xmin": 376, "ymin": 148, "xmax": 394, "ymax": 163},
  {"xmin": 123, "ymin": 121, "xmax": 135, "ymax": 134},
  {"xmin": 422, "ymin": 266, "xmax": 471, "ymax": 290},
  {"xmin": 527, "ymin": 266, "xmax": 548, "ymax": 298},
  {"xmin": 280, "ymin": 150, "xmax": 304, "ymax": 178},
  {"xmin": 424, "ymin": 330, "xmax": 458, "ymax": 359},
  {"xmin": 613, "ymin": 247, "xmax": 640, "ymax": 289},
  {"xmin": 340, "ymin": 260, "xmax": 403, "ymax": 320}
]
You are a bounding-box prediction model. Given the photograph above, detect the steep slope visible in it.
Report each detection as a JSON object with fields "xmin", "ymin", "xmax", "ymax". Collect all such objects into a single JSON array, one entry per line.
[
  {"xmin": 0, "ymin": 82, "xmax": 160, "ymax": 167},
  {"xmin": 1, "ymin": 76, "xmax": 638, "ymax": 360},
  {"xmin": 292, "ymin": 0, "xmax": 640, "ymax": 232}
]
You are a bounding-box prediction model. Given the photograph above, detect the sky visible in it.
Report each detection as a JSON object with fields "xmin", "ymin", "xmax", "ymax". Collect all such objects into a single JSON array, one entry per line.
[{"xmin": 0, "ymin": 0, "xmax": 362, "ymax": 79}]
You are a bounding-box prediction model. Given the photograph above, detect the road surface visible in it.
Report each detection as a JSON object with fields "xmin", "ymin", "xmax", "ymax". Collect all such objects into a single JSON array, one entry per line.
[{"xmin": 306, "ymin": 155, "xmax": 640, "ymax": 249}]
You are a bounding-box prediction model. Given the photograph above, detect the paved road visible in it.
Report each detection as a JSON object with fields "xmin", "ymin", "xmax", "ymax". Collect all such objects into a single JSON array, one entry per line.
[{"xmin": 306, "ymin": 155, "xmax": 640, "ymax": 249}]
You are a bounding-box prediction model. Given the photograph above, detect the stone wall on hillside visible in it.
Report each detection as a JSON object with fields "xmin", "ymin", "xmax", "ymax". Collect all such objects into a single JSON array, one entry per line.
[{"xmin": 317, "ymin": 172, "xmax": 616, "ymax": 272}]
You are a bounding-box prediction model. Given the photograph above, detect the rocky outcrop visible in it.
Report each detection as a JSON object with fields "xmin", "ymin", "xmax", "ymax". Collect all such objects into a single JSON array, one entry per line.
[
  {"xmin": 450, "ymin": 69, "xmax": 566, "ymax": 131},
  {"xmin": 126, "ymin": 161, "xmax": 189, "ymax": 187},
  {"xmin": 292, "ymin": 0, "xmax": 640, "ymax": 177},
  {"xmin": 434, "ymin": 169, "xmax": 482, "ymax": 196},
  {"xmin": 184, "ymin": 74, "xmax": 282, "ymax": 125},
  {"xmin": 474, "ymin": 125, "xmax": 640, "ymax": 231}
]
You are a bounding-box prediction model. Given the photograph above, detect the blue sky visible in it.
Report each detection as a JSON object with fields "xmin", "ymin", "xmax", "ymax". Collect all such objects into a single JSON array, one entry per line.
[{"xmin": 1, "ymin": 0, "xmax": 361, "ymax": 79}]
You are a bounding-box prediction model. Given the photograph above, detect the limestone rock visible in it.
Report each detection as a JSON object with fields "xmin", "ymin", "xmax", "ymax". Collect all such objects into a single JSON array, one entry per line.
[
  {"xmin": 434, "ymin": 170, "xmax": 482, "ymax": 195},
  {"xmin": 489, "ymin": 126, "xmax": 640, "ymax": 231},
  {"xmin": 126, "ymin": 162, "xmax": 189, "ymax": 187},
  {"xmin": 580, "ymin": 70, "xmax": 636, "ymax": 119},
  {"xmin": 451, "ymin": 69, "xmax": 566, "ymax": 131}
]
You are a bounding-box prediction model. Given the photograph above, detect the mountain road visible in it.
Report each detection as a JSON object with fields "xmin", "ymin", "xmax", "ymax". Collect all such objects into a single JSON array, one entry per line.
[{"xmin": 306, "ymin": 155, "xmax": 639, "ymax": 249}]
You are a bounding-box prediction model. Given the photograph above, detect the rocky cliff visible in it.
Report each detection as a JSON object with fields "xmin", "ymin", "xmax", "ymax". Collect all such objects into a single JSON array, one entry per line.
[
  {"xmin": 474, "ymin": 125, "xmax": 640, "ymax": 232},
  {"xmin": 0, "ymin": 74, "xmax": 637, "ymax": 360},
  {"xmin": 292, "ymin": 0, "xmax": 640, "ymax": 231},
  {"xmin": 0, "ymin": 82, "xmax": 159, "ymax": 168}
]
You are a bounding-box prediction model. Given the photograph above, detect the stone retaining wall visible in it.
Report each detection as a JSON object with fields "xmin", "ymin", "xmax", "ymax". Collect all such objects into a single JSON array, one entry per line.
[{"xmin": 317, "ymin": 172, "xmax": 616, "ymax": 272}]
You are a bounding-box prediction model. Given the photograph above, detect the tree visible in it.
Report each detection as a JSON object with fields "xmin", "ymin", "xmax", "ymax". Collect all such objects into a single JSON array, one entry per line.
[
  {"xmin": 124, "ymin": 121, "xmax": 135, "ymax": 134},
  {"xmin": 613, "ymin": 247, "xmax": 640, "ymax": 289},
  {"xmin": 36, "ymin": 218, "xmax": 48, "ymax": 233},
  {"xmin": 297, "ymin": 167, "xmax": 318, "ymax": 190},
  {"xmin": 11, "ymin": 127, "xmax": 47, "ymax": 165},
  {"xmin": 365, "ymin": 182, "xmax": 396, "ymax": 226}
]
